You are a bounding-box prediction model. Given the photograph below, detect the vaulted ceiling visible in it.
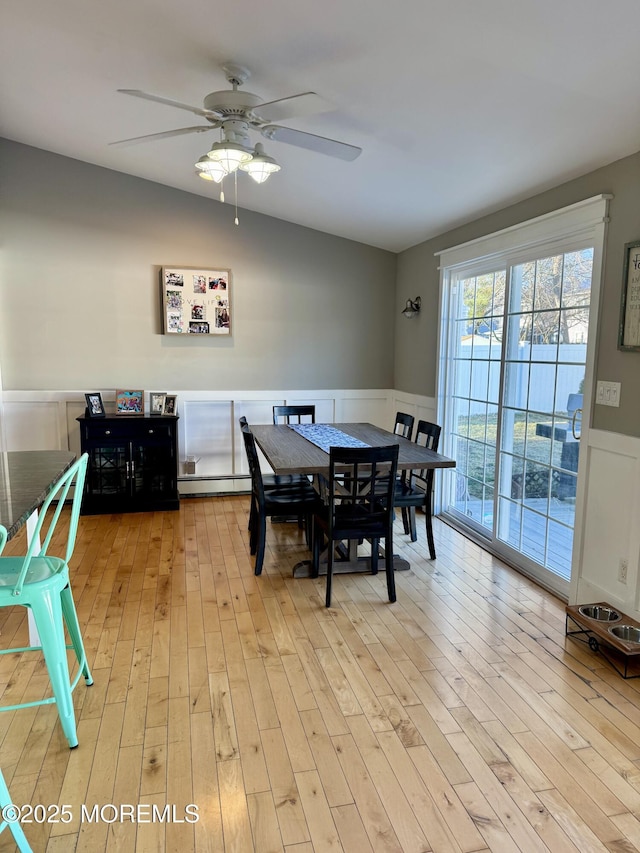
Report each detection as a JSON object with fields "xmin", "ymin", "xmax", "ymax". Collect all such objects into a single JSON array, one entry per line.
[{"xmin": 3, "ymin": 0, "xmax": 640, "ymax": 251}]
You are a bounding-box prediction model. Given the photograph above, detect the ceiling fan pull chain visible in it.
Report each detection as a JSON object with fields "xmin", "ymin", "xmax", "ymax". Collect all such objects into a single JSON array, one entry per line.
[{"xmin": 234, "ymin": 171, "xmax": 239, "ymax": 226}]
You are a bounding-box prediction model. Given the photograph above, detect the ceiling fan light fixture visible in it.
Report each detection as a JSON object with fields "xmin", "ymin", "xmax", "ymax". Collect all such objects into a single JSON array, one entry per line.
[
  {"xmin": 195, "ymin": 155, "xmax": 226, "ymax": 183},
  {"xmin": 239, "ymin": 143, "xmax": 281, "ymax": 184},
  {"xmin": 206, "ymin": 140, "xmax": 253, "ymax": 174}
]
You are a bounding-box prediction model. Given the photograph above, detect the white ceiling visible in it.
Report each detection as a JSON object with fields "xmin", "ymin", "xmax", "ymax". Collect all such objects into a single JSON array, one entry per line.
[{"xmin": 3, "ymin": 0, "xmax": 640, "ymax": 252}]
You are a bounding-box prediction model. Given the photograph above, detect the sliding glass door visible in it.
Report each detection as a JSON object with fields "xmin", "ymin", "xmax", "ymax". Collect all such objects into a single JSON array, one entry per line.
[{"xmin": 440, "ymin": 238, "xmax": 597, "ymax": 594}]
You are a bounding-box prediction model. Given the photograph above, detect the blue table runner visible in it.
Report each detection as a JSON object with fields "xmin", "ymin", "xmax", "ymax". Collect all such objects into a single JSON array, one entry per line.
[{"xmin": 289, "ymin": 423, "xmax": 370, "ymax": 453}]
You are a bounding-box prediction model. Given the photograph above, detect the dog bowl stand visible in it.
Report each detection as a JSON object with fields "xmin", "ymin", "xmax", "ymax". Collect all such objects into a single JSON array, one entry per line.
[{"xmin": 566, "ymin": 602, "xmax": 640, "ymax": 679}]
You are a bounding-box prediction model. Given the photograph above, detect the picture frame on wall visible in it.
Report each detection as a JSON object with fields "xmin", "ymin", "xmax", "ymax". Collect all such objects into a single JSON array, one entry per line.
[
  {"xmin": 161, "ymin": 266, "xmax": 231, "ymax": 336},
  {"xmin": 619, "ymin": 239, "xmax": 640, "ymax": 351},
  {"xmin": 85, "ymin": 392, "xmax": 105, "ymax": 418},
  {"xmin": 150, "ymin": 392, "xmax": 166, "ymax": 415},
  {"xmin": 115, "ymin": 389, "xmax": 144, "ymax": 415},
  {"xmin": 162, "ymin": 394, "xmax": 177, "ymax": 416}
]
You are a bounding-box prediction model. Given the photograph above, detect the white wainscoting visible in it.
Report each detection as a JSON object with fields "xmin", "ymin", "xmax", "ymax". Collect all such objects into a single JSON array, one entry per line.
[
  {"xmin": 1, "ymin": 389, "xmax": 435, "ymax": 496},
  {"xmin": 570, "ymin": 429, "xmax": 640, "ymax": 620}
]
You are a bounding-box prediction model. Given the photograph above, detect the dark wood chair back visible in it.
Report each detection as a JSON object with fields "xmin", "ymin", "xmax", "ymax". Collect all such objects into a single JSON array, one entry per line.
[
  {"xmin": 393, "ymin": 412, "xmax": 414, "ymax": 440},
  {"xmin": 273, "ymin": 405, "xmax": 316, "ymax": 425}
]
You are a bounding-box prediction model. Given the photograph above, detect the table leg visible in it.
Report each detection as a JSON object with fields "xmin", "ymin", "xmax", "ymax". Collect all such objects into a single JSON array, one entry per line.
[{"xmin": 292, "ymin": 538, "xmax": 410, "ymax": 579}]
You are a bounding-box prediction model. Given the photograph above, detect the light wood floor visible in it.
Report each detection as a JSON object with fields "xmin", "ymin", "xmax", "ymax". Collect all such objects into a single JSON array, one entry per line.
[{"xmin": 1, "ymin": 498, "xmax": 640, "ymax": 852}]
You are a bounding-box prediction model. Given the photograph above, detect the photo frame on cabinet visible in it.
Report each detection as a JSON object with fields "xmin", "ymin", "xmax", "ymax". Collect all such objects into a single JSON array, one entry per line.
[
  {"xmin": 150, "ymin": 392, "xmax": 166, "ymax": 415},
  {"xmin": 619, "ymin": 240, "xmax": 640, "ymax": 351},
  {"xmin": 161, "ymin": 266, "xmax": 231, "ymax": 336},
  {"xmin": 85, "ymin": 392, "xmax": 105, "ymax": 418},
  {"xmin": 162, "ymin": 394, "xmax": 177, "ymax": 416},
  {"xmin": 115, "ymin": 389, "xmax": 144, "ymax": 415}
]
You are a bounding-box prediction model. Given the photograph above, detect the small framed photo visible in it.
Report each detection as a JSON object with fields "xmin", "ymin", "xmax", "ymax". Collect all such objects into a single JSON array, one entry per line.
[
  {"xmin": 85, "ymin": 392, "xmax": 105, "ymax": 418},
  {"xmin": 619, "ymin": 239, "xmax": 640, "ymax": 351},
  {"xmin": 150, "ymin": 392, "xmax": 166, "ymax": 415},
  {"xmin": 115, "ymin": 389, "xmax": 144, "ymax": 416},
  {"xmin": 162, "ymin": 394, "xmax": 177, "ymax": 416}
]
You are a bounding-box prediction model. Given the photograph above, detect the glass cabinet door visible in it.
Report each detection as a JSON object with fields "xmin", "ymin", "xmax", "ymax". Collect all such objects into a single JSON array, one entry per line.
[
  {"xmin": 131, "ymin": 440, "xmax": 176, "ymax": 501},
  {"xmin": 86, "ymin": 443, "xmax": 128, "ymax": 499}
]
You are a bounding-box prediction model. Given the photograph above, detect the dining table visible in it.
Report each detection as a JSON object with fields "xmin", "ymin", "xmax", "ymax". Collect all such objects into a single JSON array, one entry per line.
[
  {"xmin": 250, "ymin": 422, "xmax": 456, "ymax": 578},
  {"xmin": 0, "ymin": 450, "xmax": 77, "ymax": 541}
]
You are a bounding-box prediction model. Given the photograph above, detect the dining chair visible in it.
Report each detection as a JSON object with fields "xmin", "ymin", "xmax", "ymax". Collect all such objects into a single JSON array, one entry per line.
[
  {"xmin": 393, "ymin": 420, "xmax": 441, "ymax": 559},
  {"xmin": 0, "ymin": 768, "xmax": 32, "ymax": 851},
  {"xmin": 0, "ymin": 454, "xmax": 93, "ymax": 749},
  {"xmin": 239, "ymin": 416, "xmax": 308, "ymax": 491},
  {"xmin": 273, "ymin": 405, "xmax": 316, "ymax": 425},
  {"xmin": 240, "ymin": 424, "xmax": 321, "ymax": 575},
  {"xmin": 313, "ymin": 444, "xmax": 399, "ymax": 607},
  {"xmin": 270, "ymin": 406, "xmax": 317, "ymax": 522},
  {"xmin": 393, "ymin": 411, "xmax": 414, "ymax": 440}
]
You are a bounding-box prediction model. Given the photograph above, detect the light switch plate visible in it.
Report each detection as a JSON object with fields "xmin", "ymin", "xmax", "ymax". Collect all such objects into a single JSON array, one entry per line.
[{"xmin": 596, "ymin": 380, "xmax": 621, "ymax": 407}]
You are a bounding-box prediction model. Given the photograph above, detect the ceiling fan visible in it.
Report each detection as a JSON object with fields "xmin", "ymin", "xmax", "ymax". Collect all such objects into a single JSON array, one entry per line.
[{"xmin": 111, "ymin": 63, "xmax": 362, "ymax": 183}]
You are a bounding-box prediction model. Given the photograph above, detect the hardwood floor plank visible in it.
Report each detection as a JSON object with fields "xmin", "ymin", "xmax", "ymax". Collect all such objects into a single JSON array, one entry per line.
[
  {"xmin": 260, "ymin": 726, "xmax": 311, "ymax": 847},
  {"xmin": 332, "ymin": 731, "xmax": 403, "ymax": 853},
  {"xmin": 247, "ymin": 789, "xmax": 285, "ymax": 853}
]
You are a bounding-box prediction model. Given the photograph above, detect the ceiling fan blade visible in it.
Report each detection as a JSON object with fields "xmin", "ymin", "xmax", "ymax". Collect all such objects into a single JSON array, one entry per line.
[
  {"xmin": 261, "ymin": 125, "xmax": 362, "ymax": 161},
  {"xmin": 255, "ymin": 92, "xmax": 331, "ymax": 123},
  {"xmin": 109, "ymin": 126, "xmax": 215, "ymax": 147},
  {"xmin": 117, "ymin": 89, "xmax": 221, "ymax": 119}
]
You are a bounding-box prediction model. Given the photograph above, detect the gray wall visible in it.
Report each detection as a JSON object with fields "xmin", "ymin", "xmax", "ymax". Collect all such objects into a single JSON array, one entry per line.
[
  {"xmin": 0, "ymin": 139, "xmax": 396, "ymax": 392},
  {"xmin": 395, "ymin": 150, "xmax": 640, "ymax": 438}
]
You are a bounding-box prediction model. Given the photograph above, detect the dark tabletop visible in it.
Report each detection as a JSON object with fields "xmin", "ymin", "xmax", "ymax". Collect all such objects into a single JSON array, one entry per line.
[
  {"xmin": 0, "ymin": 450, "xmax": 76, "ymax": 540},
  {"xmin": 250, "ymin": 422, "xmax": 456, "ymax": 476}
]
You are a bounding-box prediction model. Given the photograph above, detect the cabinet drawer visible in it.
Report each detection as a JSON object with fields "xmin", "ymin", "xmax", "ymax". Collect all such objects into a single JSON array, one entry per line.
[
  {"xmin": 82, "ymin": 422, "xmax": 134, "ymax": 440},
  {"xmin": 139, "ymin": 424, "xmax": 173, "ymax": 439},
  {"xmin": 81, "ymin": 421, "xmax": 174, "ymax": 441}
]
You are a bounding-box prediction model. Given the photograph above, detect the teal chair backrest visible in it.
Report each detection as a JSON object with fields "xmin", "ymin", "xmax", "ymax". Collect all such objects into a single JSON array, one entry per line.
[{"xmin": 9, "ymin": 453, "xmax": 88, "ymax": 597}]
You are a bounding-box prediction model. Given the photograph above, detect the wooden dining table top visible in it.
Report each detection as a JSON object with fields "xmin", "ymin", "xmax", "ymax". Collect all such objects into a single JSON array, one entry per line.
[{"xmin": 250, "ymin": 422, "xmax": 456, "ymax": 476}]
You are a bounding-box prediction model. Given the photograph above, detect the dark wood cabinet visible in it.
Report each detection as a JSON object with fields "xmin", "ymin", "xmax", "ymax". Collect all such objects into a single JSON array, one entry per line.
[{"xmin": 77, "ymin": 415, "xmax": 179, "ymax": 514}]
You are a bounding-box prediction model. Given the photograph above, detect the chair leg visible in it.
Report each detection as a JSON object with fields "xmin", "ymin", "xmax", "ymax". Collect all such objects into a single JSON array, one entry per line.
[
  {"xmin": 29, "ymin": 593, "xmax": 78, "ymax": 748},
  {"xmin": 325, "ymin": 538, "xmax": 334, "ymax": 607},
  {"xmin": 254, "ymin": 513, "xmax": 267, "ymax": 575},
  {"xmin": 370, "ymin": 538, "xmax": 379, "ymax": 575},
  {"xmin": 0, "ymin": 768, "xmax": 32, "ymax": 851},
  {"xmin": 385, "ymin": 526, "xmax": 396, "ymax": 603},
  {"xmin": 60, "ymin": 584, "xmax": 93, "ymax": 685},
  {"xmin": 409, "ymin": 506, "xmax": 418, "ymax": 542},
  {"xmin": 401, "ymin": 506, "xmax": 411, "ymax": 535},
  {"xmin": 425, "ymin": 504, "xmax": 436, "ymax": 560}
]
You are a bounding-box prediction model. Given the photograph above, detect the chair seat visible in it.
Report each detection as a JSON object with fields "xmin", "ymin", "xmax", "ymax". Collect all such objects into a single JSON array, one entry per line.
[
  {"xmin": 0, "ymin": 556, "xmax": 66, "ymax": 590},
  {"xmin": 263, "ymin": 486, "xmax": 320, "ymax": 515},
  {"xmin": 316, "ymin": 502, "xmax": 389, "ymax": 538},
  {"xmin": 393, "ymin": 480, "xmax": 426, "ymax": 506},
  {"xmin": 264, "ymin": 473, "xmax": 309, "ymax": 488}
]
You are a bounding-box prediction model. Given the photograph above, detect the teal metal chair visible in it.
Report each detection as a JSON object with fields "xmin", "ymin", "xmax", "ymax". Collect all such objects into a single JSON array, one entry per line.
[
  {"xmin": 0, "ymin": 454, "xmax": 92, "ymax": 749},
  {"xmin": 0, "ymin": 768, "xmax": 32, "ymax": 851}
]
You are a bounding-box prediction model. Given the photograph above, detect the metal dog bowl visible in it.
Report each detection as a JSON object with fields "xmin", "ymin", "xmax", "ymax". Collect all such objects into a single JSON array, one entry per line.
[
  {"xmin": 609, "ymin": 625, "xmax": 640, "ymax": 644},
  {"xmin": 578, "ymin": 604, "xmax": 620, "ymax": 622}
]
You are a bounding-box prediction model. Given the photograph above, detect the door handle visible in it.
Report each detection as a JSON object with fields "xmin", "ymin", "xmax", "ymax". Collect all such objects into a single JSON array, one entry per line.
[{"xmin": 571, "ymin": 408, "xmax": 582, "ymax": 441}]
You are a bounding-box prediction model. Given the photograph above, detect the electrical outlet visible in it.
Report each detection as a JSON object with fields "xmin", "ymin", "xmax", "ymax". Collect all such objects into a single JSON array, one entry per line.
[{"xmin": 619, "ymin": 557, "xmax": 629, "ymax": 584}]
